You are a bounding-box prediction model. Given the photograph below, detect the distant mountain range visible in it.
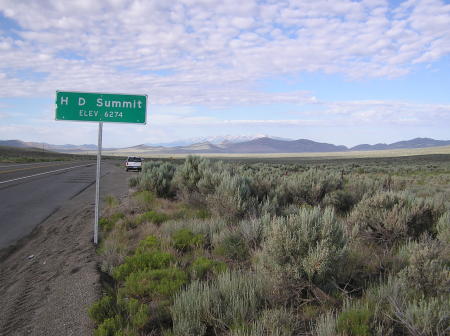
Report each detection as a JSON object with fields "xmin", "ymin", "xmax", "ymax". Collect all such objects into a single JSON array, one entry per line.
[
  {"xmin": 218, "ymin": 137, "xmax": 347, "ymax": 153},
  {"xmin": 0, "ymin": 140, "xmax": 102, "ymax": 151},
  {"xmin": 146, "ymin": 134, "xmax": 292, "ymax": 147},
  {"xmin": 351, "ymin": 138, "xmax": 450, "ymax": 151},
  {"xmin": 1, "ymin": 137, "xmax": 450, "ymax": 154}
]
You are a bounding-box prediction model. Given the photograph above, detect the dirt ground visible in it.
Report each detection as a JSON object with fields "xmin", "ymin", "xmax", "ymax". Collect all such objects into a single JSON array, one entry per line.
[{"xmin": 0, "ymin": 162, "xmax": 130, "ymax": 336}]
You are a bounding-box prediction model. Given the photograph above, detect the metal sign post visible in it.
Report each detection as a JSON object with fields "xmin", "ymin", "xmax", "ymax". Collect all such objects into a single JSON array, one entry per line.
[
  {"xmin": 94, "ymin": 122, "xmax": 103, "ymax": 245},
  {"xmin": 55, "ymin": 91, "xmax": 147, "ymax": 245}
]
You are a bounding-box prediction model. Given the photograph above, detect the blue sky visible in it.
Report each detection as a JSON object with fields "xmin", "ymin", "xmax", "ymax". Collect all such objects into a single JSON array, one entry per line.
[{"xmin": 1, "ymin": 0, "xmax": 450, "ymax": 147}]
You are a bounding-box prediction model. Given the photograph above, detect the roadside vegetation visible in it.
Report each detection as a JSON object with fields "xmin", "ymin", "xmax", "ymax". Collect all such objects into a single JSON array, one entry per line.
[
  {"xmin": 92, "ymin": 155, "xmax": 450, "ymax": 336},
  {"xmin": 0, "ymin": 145, "xmax": 87, "ymax": 163}
]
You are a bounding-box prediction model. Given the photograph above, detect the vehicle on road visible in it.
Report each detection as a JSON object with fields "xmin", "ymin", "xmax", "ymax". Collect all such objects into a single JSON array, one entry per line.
[{"xmin": 125, "ymin": 156, "xmax": 142, "ymax": 172}]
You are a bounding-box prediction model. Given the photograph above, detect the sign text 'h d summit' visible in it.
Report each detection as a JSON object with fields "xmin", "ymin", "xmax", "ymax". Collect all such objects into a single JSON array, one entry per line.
[{"xmin": 55, "ymin": 91, "xmax": 147, "ymax": 124}]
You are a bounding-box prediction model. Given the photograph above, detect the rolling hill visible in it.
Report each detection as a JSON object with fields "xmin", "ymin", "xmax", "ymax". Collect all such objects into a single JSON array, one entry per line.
[
  {"xmin": 350, "ymin": 138, "xmax": 450, "ymax": 151},
  {"xmin": 223, "ymin": 137, "xmax": 347, "ymax": 153},
  {"xmin": 2, "ymin": 137, "xmax": 450, "ymax": 155}
]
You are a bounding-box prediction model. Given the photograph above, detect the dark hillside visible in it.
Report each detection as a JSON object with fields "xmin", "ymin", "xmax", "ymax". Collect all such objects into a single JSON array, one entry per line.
[
  {"xmin": 0, "ymin": 140, "xmax": 29, "ymax": 148},
  {"xmin": 351, "ymin": 137, "xmax": 450, "ymax": 151},
  {"xmin": 0, "ymin": 145, "xmax": 80, "ymax": 163},
  {"xmin": 224, "ymin": 137, "xmax": 347, "ymax": 153}
]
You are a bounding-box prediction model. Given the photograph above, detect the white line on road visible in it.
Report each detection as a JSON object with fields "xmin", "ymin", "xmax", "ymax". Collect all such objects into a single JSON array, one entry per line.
[{"xmin": 0, "ymin": 164, "xmax": 95, "ymax": 184}]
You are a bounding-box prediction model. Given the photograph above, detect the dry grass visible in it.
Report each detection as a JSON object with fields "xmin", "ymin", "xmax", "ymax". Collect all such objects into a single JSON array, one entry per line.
[{"xmin": 91, "ymin": 145, "xmax": 450, "ymax": 160}]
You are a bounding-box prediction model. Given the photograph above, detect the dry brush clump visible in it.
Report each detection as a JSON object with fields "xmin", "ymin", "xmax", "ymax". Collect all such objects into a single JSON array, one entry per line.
[
  {"xmin": 172, "ymin": 155, "xmax": 214, "ymax": 204},
  {"xmin": 206, "ymin": 173, "xmax": 256, "ymax": 222},
  {"xmin": 436, "ymin": 210, "xmax": 450, "ymax": 244},
  {"xmin": 314, "ymin": 236, "xmax": 450, "ymax": 336},
  {"xmin": 259, "ymin": 206, "xmax": 346, "ymax": 305},
  {"xmin": 396, "ymin": 236, "xmax": 450, "ymax": 297},
  {"xmin": 171, "ymin": 270, "xmax": 269, "ymax": 336},
  {"xmin": 97, "ymin": 212, "xmax": 133, "ymax": 275},
  {"xmin": 92, "ymin": 155, "xmax": 450, "ymax": 335},
  {"xmin": 347, "ymin": 191, "xmax": 445, "ymax": 246},
  {"xmin": 135, "ymin": 161, "xmax": 177, "ymax": 198},
  {"xmin": 227, "ymin": 307, "xmax": 298, "ymax": 336},
  {"xmin": 275, "ymin": 169, "xmax": 343, "ymax": 207}
]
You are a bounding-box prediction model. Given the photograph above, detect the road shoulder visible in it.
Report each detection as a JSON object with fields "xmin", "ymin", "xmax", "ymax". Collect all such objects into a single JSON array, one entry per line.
[{"xmin": 0, "ymin": 162, "xmax": 129, "ymax": 336}]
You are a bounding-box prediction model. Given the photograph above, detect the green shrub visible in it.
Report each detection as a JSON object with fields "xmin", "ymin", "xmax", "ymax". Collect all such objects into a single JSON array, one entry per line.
[
  {"xmin": 190, "ymin": 256, "xmax": 227, "ymax": 280},
  {"xmin": 161, "ymin": 218, "xmax": 227, "ymax": 247},
  {"xmin": 89, "ymin": 295, "xmax": 116, "ymax": 324},
  {"xmin": 99, "ymin": 212, "xmax": 125, "ymax": 232},
  {"xmin": 110, "ymin": 212, "xmax": 126, "ymax": 222},
  {"xmin": 336, "ymin": 308, "xmax": 371, "ymax": 336},
  {"xmin": 333, "ymin": 240, "xmax": 382, "ymax": 294},
  {"xmin": 90, "ymin": 297, "xmax": 149, "ymax": 336},
  {"xmin": 173, "ymin": 204, "xmax": 211, "ymax": 220},
  {"xmin": 214, "ymin": 230, "xmax": 250, "ymax": 262},
  {"xmin": 126, "ymin": 298, "xmax": 150, "ymax": 330},
  {"xmin": 138, "ymin": 210, "xmax": 169, "ymax": 225},
  {"xmin": 132, "ymin": 190, "xmax": 155, "ymax": 210},
  {"xmin": 113, "ymin": 251, "xmax": 174, "ymax": 281},
  {"xmin": 99, "ymin": 217, "xmax": 114, "ymax": 232},
  {"xmin": 323, "ymin": 189, "xmax": 356, "ymax": 214},
  {"xmin": 195, "ymin": 208, "xmax": 210, "ymax": 219},
  {"xmin": 94, "ymin": 315, "xmax": 123, "ymax": 336},
  {"xmin": 123, "ymin": 216, "xmax": 139, "ymax": 230},
  {"xmin": 171, "ymin": 228, "xmax": 204, "ymax": 252},
  {"xmin": 344, "ymin": 174, "xmax": 384, "ymax": 202},
  {"xmin": 135, "ymin": 235, "xmax": 160, "ymax": 254},
  {"xmin": 122, "ymin": 268, "xmax": 188, "ymax": 299}
]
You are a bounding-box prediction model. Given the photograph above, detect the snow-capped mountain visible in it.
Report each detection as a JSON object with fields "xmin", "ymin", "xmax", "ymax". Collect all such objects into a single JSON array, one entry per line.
[{"xmin": 146, "ymin": 134, "xmax": 292, "ymax": 147}]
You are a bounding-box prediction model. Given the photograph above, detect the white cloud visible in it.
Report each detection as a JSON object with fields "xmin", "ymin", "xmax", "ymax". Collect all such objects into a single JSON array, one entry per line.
[
  {"xmin": 303, "ymin": 100, "xmax": 450, "ymax": 126},
  {"xmin": 0, "ymin": 0, "xmax": 449, "ymax": 147},
  {"xmin": 143, "ymin": 99, "xmax": 450, "ymax": 128},
  {"xmin": 0, "ymin": 122, "xmax": 98, "ymax": 144},
  {"xmin": 0, "ymin": 0, "xmax": 449, "ymax": 103}
]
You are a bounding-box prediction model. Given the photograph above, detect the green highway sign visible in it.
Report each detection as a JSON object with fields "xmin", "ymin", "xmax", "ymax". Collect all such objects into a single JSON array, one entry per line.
[{"xmin": 55, "ymin": 91, "xmax": 147, "ymax": 123}]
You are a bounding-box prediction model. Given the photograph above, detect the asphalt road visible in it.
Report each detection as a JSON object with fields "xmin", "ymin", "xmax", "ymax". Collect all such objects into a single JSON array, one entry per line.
[{"xmin": 0, "ymin": 160, "xmax": 108, "ymax": 249}]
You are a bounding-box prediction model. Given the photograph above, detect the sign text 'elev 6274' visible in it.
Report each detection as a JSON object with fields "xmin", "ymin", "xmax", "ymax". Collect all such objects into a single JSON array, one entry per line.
[{"xmin": 55, "ymin": 91, "xmax": 147, "ymax": 124}]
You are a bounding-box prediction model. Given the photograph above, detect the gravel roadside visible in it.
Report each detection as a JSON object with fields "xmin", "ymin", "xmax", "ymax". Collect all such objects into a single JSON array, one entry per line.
[{"xmin": 0, "ymin": 161, "xmax": 130, "ymax": 336}]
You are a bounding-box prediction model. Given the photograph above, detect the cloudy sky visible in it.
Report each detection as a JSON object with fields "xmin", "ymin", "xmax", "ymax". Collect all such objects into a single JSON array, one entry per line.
[{"xmin": 1, "ymin": 0, "xmax": 450, "ymax": 147}]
